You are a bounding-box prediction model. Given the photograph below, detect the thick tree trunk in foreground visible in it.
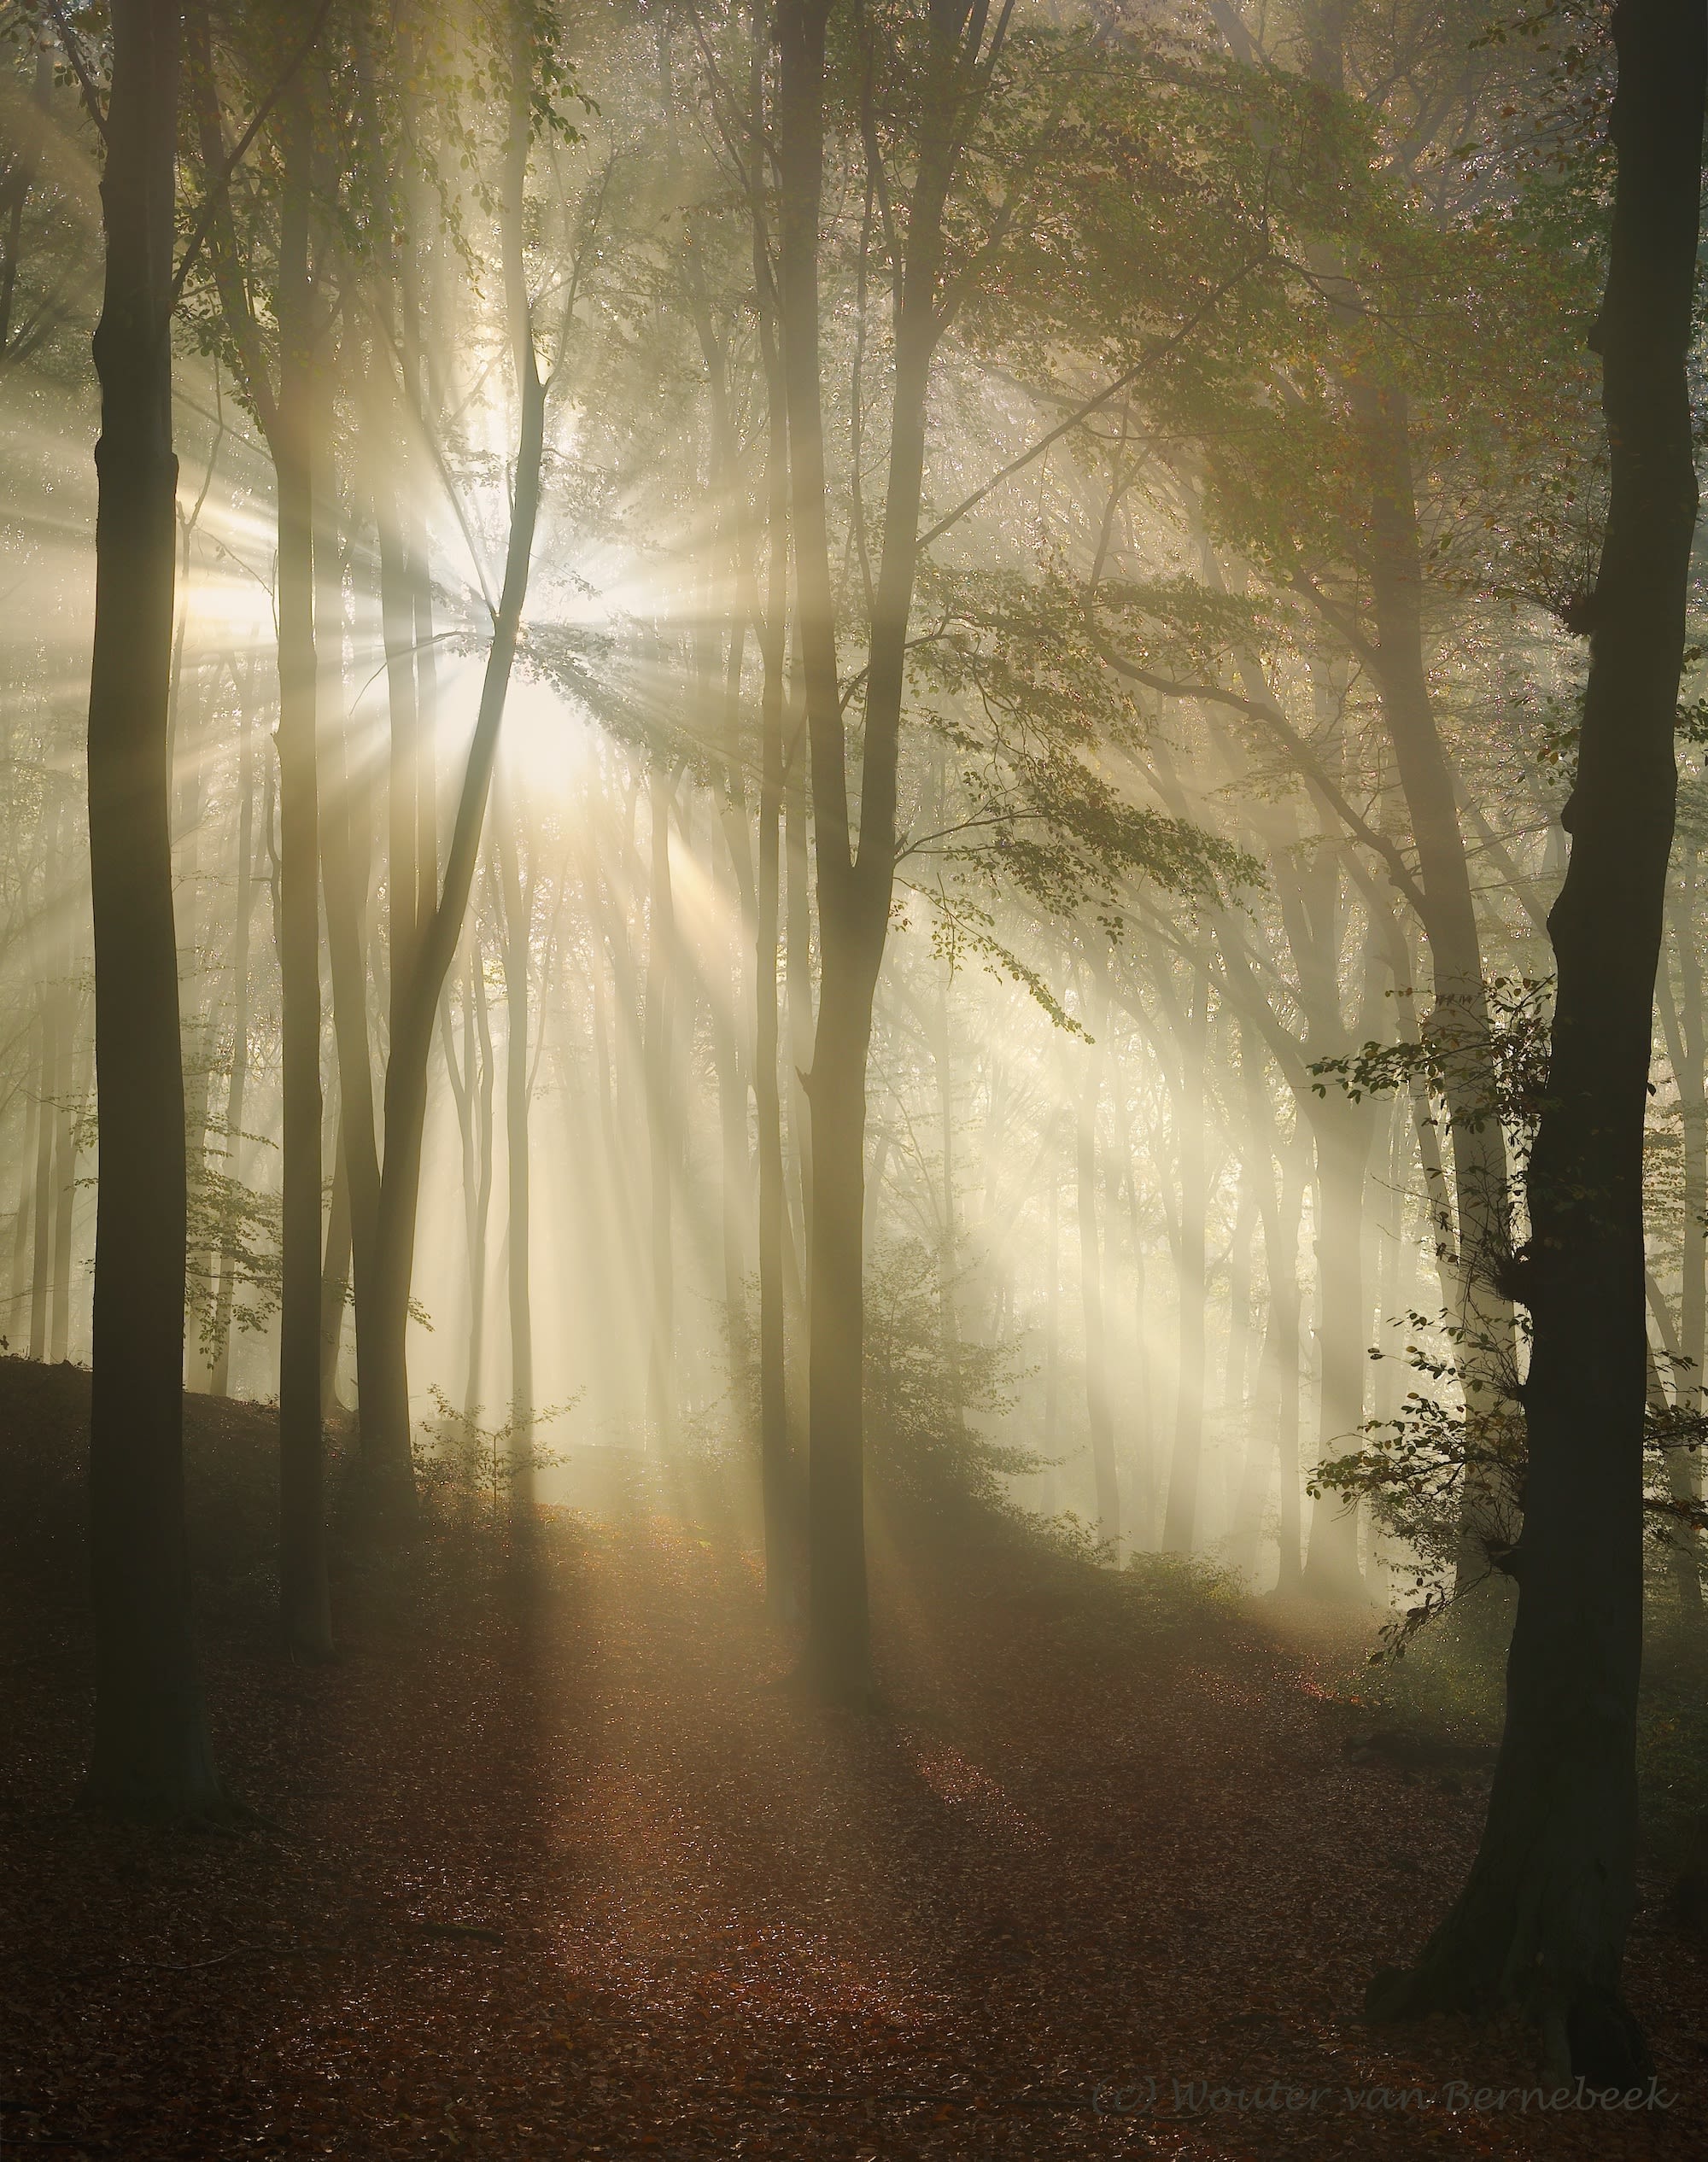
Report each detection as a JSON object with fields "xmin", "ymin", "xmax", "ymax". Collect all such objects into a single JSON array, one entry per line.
[
  {"xmin": 1369, "ymin": 0, "xmax": 1703, "ymax": 2078},
  {"xmin": 85, "ymin": 0, "xmax": 221, "ymax": 1815}
]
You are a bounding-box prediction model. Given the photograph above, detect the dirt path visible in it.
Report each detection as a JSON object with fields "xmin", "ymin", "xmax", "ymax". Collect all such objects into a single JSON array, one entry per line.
[{"xmin": 3, "ymin": 1429, "xmax": 1706, "ymax": 2156}]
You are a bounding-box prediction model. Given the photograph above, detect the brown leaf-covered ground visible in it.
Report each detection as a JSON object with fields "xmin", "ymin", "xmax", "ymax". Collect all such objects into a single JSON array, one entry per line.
[{"xmin": 3, "ymin": 1356, "xmax": 1706, "ymax": 2159}]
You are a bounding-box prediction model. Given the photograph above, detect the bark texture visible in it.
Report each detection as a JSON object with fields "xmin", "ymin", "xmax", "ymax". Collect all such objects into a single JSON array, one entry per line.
[{"xmin": 1367, "ymin": 0, "xmax": 1704, "ymax": 2078}]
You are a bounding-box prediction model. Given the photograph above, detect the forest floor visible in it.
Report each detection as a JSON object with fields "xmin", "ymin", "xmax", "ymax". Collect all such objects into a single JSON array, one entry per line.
[{"xmin": 3, "ymin": 1357, "xmax": 1708, "ymax": 2160}]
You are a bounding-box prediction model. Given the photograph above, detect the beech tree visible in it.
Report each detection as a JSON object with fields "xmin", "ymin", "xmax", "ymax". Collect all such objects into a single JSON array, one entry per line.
[
  {"xmin": 1368, "ymin": 0, "xmax": 1705, "ymax": 2081},
  {"xmin": 83, "ymin": 0, "xmax": 221, "ymax": 1815}
]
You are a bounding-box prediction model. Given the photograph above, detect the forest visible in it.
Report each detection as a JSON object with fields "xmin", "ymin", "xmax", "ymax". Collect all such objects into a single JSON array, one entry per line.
[{"xmin": 3, "ymin": 0, "xmax": 1708, "ymax": 2154}]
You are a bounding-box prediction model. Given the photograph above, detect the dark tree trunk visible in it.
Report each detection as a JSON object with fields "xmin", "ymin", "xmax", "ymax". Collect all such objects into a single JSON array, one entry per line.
[
  {"xmin": 1368, "ymin": 0, "xmax": 1704, "ymax": 2079},
  {"xmin": 84, "ymin": 0, "xmax": 221, "ymax": 1815},
  {"xmin": 273, "ymin": 84, "xmax": 331, "ymax": 1656}
]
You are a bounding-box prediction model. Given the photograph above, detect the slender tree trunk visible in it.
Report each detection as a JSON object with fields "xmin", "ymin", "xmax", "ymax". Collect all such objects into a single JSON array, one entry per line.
[
  {"xmin": 29, "ymin": 961, "xmax": 58, "ymax": 1362},
  {"xmin": 1645, "ymin": 1279, "xmax": 1705, "ymax": 1619},
  {"xmin": 643, "ymin": 763, "xmax": 676, "ymax": 1445},
  {"xmin": 1229, "ymin": 1044, "xmax": 1280, "ymax": 1576},
  {"xmin": 85, "ymin": 0, "xmax": 221, "ymax": 1814},
  {"xmin": 933, "ymin": 959, "xmax": 965, "ymax": 1403},
  {"xmin": 498, "ymin": 798, "xmax": 535, "ymax": 1509},
  {"xmin": 1354, "ymin": 392, "xmax": 1524, "ymax": 1592},
  {"xmin": 778, "ymin": 0, "xmax": 999, "ymax": 1700},
  {"xmin": 10, "ymin": 1013, "xmax": 41, "ymax": 1336},
  {"xmin": 471, "ymin": 932, "xmax": 496, "ymax": 1422},
  {"xmin": 49, "ymin": 984, "xmax": 83, "ymax": 1364},
  {"xmin": 0, "ymin": 20, "xmax": 54, "ymax": 360},
  {"xmin": 783, "ymin": 731, "xmax": 813, "ymax": 1297},
  {"xmin": 378, "ymin": 483, "xmax": 419, "ymax": 1031},
  {"xmin": 319, "ymin": 1125, "xmax": 352, "ymax": 1419},
  {"xmin": 1300, "ymin": 1091, "xmax": 1372, "ymax": 1598},
  {"xmin": 1120, "ymin": 1149, "xmax": 1155, "ymax": 1545},
  {"xmin": 1272, "ymin": 1149, "xmax": 1306, "ymax": 1593},
  {"xmin": 754, "ymin": 284, "xmax": 793, "ymax": 1616},
  {"xmin": 319, "ymin": 470, "xmax": 385, "ymax": 1446},
  {"xmin": 209, "ymin": 690, "xmax": 256, "ymax": 1396},
  {"xmin": 1075, "ymin": 1040, "xmax": 1119, "ymax": 1546},
  {"xmin": 359, "ymin": 37, "xmax": 547, "ymax": 1530},
  {"xmin": 273, "ymin": 85, "xmax": 331, "ymax": 1654},
  {"xmin": 1043, "ymin": 1131, "xmax": 1060, "ymax": 1510},
  {"xmin": 1370, "ymin": 0, "xmax": 1703, "ymax": 2076},
  {"xmin": 1163, "ymin": 973, "xmax": 1208, "ymax": 1551}
]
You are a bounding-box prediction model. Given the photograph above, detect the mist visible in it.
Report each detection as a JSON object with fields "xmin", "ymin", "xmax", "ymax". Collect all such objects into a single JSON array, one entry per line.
[{"xmin": 3, "ymin": 1, "xmax": 1707, "ymax": 2153}]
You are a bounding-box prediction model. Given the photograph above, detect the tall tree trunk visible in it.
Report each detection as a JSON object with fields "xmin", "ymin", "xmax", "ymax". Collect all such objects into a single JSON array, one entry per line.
[
  {"xmin": 754, "ymin": 281, "xmax": 793, "ymax": 1616},
  {"xmin": 1658, "ymin": 860, "xmax": 1705, "ymax": 1614},
  {"xmin": 783, "ymin": 728, "xmax": 814, "ymax": 1306},
  {"xmin": 209, "ymin": 687, "xmax": 257, "ymax": 1396},
  {"xmin": 319, "ymin": 1128, "xmax": 352, "ymax": 1420},
  {"xmin": 319, "ymin": 468, "xmax": 385, "ymax": 1446},
  {"xmin": 0, "ymin": 16, "xmax": 54, "ymax": 359},
  {"xmin": 273, "ymin": 84, "xmax": 331, "ymax": 1655},
  {"xmin": 29, "ymin": 958, "xmax": 58, "ymax": 1362},
  {"xmin": 85, "ymin": 0, "xmax": 221, "ymax": 1814},
  {"xmin": 778, "ymin": 0, "xmax": 1003, "ymax": 1700},
  {"xmin": 49, "ymin": 982, "xmax": 83, "ymax": 1364},
  {"xmin": 1075, "ymin": 1037, "xmax": 1119, "ymax": 1546},
  {"xmin": 1120, "ymin": 1151, "xmax": 1155, "ymax": 1546},
  {"xmin": 1644, "ymin": 1279, "xmax": 1705, "ymax": 1619},
  {"xmin": 498, "ymin": 795, "xmax": 535, "ymax": 1509},
  {"xmin": 1162, "ymin": 973, "xmax": 1208, "ymax": 1551},
  {"xmin": 1300, "ymin": 1090, "xmax": 1372, "ymax": 1599},
  {"xmin": 1043, "ymin": 1129, "xmax": 1061, "ymax": 1511},
  {"xmin": 1353, "ymin": 390, "xmax": 1523, "ymax": 1592},
  {"xmin": 643, "ymin": 763, "xmax": 676, "ymax": 1446},
  {"xmin": 359, "ymin": 29, "xmax": 547, "ymax": 1530},
  {"xmin": 10, "ymin": 1013, "xmax": 41, "ymax": 1336},
  {"xmin": 1369, "ymin": 0, "xmax": 1703, "ymax": 2077},
  {"xmin": 470, "ymin": 933, "xmax": 496, "ymax": 1422}
]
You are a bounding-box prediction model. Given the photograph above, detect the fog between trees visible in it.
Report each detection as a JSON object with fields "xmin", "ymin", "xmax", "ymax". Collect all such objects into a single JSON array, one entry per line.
[{"xmin": 3, "ymin": 0, "xmax": 1706, "ymax": 2095}]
